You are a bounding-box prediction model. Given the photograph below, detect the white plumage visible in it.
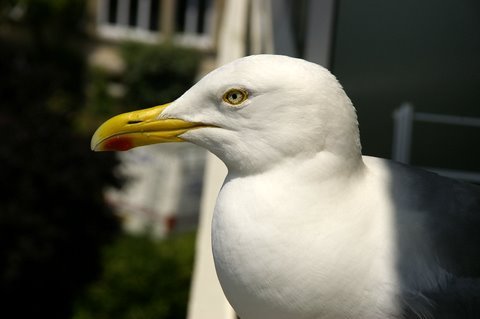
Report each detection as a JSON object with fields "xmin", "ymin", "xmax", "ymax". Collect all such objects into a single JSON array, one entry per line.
[{"xmin": 94, "ymin": 55, "xmax": 480, "ymax": 318}]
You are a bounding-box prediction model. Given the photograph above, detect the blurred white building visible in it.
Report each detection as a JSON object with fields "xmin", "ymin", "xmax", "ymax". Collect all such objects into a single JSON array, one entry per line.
[{"xmin": 105, "ymin": 143, "xmax": 205, "ymax": 237}]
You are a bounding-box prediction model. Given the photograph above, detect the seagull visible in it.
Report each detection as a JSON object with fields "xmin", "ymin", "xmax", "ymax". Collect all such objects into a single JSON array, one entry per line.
[{"xmin": 91, "ymin": 55, "xmax": 480, "ymax": 319}]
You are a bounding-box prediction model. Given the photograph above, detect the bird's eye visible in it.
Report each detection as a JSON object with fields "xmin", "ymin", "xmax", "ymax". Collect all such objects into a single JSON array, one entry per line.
[{"xmin": 223, "ymin": 88, "xmax": 248, "ymax": 106}]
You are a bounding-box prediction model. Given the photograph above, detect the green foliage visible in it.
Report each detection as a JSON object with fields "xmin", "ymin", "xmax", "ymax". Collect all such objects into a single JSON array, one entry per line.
[
  {"xmin": 73, "ymin": 232, "xmax": 196, "ymax": 319},
  {"xmin": 88, "ymin": 67, "xmax": 122, "ymax": 116},
  {"xmin": 77, "ymin": 66, "xmax": 123, "ymax": 133},
  {"xmin": 121, "ymin": 42, "xmax": 202, "ymax": 109},
  {"xmin": 0, "ymin": 1, "xmax": 120, "ymax": 318}
]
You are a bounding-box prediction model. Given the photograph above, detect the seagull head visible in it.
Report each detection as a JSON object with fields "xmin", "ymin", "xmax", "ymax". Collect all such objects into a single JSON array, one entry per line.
[{"xmin": 91, "ymin": 55, "xmax": 361, "ymax": 174}]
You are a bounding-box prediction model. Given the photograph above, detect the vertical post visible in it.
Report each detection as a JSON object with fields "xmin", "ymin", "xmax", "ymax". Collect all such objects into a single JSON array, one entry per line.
[
  {"xmin": 204, "ymin": 0, "xmax": 215, "ymax": 37},
  {"xmin": 392, "ymin": 103, "xmax": 414, "ymax": 163},
  {"xmin": 212, "ymin": 0, "xmax": 226, "ymax": 47},
  {"xmin": 161, "ymin": 0, "xmax": 175, "ymax": 39},
  {"xmin": 117, "ymin": 0, "xmax": 130, "ymax": 26},
  {"xmin": 96, "ymin": 0, "xmax": 110, "ymax": 25},
  {"xmin": 216, "ymin": 0, "xmax": 249, "ymax": 65},
  {"xmin": 250, "ymin": 0, "xmax": 274, "ymax": 54},
  {"xmin": 304, "ymin": 0, "xmax": 336, "ymax": 67},
  {"xmin": 271, "ymin": 0, "xmax": 296, "ymax": 56},
  {"xmin": 137, "ymin": 0, "xmax": 151, "ymax": 30},
  {"xmin": 185, "ymin": 0, "xmax": 200, "ymax": 34}
]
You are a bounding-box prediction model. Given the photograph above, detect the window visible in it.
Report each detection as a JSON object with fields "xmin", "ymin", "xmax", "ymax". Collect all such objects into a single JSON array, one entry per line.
[{"xmin": 96, "ymin": 0, "xmax": 215, "ymax": 48}]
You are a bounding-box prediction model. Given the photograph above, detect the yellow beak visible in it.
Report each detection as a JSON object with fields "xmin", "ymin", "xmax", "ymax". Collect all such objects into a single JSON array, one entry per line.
[{"xmin": 91, "ymin": 103, "xmax": 204, "ymax": 152}]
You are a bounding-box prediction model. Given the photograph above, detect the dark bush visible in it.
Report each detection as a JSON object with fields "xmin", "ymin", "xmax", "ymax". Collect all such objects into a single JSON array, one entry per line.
[{"xmin": 0, "ymin": 1, "xmax": 120, "ymax": 317}]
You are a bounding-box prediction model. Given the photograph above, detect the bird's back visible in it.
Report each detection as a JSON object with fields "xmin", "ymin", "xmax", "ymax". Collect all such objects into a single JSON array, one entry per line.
[{"xmin": 364, "ymin": 156, "xmax": 480, "ymax": 318}]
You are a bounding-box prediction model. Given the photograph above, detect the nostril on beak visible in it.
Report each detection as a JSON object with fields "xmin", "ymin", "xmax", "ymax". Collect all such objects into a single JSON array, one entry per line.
[{"xmin": 127, "ymin": 120, "xmax": 143, "ymax": 124}]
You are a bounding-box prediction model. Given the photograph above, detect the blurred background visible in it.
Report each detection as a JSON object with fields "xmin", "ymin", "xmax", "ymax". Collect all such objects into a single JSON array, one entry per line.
[{"xmin": 0, "ymin": 0, "xmax": 478, "ymax": 318}]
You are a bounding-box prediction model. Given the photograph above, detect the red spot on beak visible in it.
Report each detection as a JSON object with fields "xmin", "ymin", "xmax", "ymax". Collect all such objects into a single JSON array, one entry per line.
[{"xmin": 103, "ymin": 136, "xmax": 134, "ymax": 151}]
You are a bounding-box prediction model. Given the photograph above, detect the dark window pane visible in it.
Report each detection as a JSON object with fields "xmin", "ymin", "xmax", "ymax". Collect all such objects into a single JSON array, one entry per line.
[
  {"xmin": 197, "ymin": 0, "xmax": 207, "ymax": 34},
  {"xmin": 149, "ymin": 0, "xmax": 160, "ymax": 31},
  {"xmin": 175, "ymin": 0, "xmax": 187, "ymax": 33},
  {"xmin": 108, "ymin": 0, "xmax": 118, "ymax": 24},
  {"xmin": 129, "ymin": 0, "xmax": 138, "ymax": 26}
]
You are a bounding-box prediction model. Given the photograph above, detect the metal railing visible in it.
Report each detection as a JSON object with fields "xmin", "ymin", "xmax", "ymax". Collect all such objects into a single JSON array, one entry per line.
[{"xmin": 392, "ymin": 103, "xmax": 480, "ymax": 183}]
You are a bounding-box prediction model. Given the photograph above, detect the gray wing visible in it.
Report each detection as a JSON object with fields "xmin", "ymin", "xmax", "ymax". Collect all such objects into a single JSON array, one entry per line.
[
  {"xmin": 388, "ymin": 161, "xmax": 480, "ymax": 318},
  {"xmin": 390, "ymin": 162, "xmax": 480, "ymax": 276}
]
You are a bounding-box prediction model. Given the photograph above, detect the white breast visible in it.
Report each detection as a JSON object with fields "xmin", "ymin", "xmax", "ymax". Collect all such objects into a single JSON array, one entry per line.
[{"xmin": 212, "ymin": 162, "xmax": 402, "ymax": 319}]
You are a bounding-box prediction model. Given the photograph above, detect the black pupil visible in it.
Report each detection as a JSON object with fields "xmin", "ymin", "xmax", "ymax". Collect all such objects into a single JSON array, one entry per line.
[{"xmin": 231, "ymin": 93, "xmax": 238, "ymax": 100}]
